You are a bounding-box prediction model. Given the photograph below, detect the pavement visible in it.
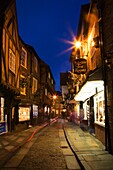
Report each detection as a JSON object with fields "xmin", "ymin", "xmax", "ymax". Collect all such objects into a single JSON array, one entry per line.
[
  {"xmin": 0, "ymin": 119, "xmax": 113, "ymax": 170},
  {"xmin": 64, "ymin": 121, "xmax": 113, "ymax": 170}
]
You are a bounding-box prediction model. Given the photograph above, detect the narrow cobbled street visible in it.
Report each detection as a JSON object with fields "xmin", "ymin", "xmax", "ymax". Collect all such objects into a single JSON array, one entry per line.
[{"xmin": 2, "ymin": 122, "xmax": 68, "ymax": 170}]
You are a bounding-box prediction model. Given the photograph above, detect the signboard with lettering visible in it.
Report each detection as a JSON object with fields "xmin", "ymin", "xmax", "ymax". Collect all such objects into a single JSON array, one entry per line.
[
  {"xmin": 74, "ymin": 58, "xmax": 87, "ymax": 74},
  {"xmin": 0, "ymin": 122, "xmax": 7, "ymax": 134}
]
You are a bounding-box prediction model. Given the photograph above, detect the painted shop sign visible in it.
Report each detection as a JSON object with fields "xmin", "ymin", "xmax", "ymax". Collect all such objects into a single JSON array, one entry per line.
[
  {"xmin": 74, "ymin": 58, "xmax": 87, "ymax": 74},
  {"xmin": 0, "ymin": 122, "xmax": 7, "ymax": 134}
]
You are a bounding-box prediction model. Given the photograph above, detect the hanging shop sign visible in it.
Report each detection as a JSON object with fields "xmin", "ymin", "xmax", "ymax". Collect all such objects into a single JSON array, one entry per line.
[{"xmin": 74, "ymin": 58, "xmax": 87, "ymax": 74}]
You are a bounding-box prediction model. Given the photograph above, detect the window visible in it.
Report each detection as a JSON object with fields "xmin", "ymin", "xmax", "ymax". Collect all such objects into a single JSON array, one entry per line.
[
  {"xmin": 32, "ymin": 77, "xmax": 37, "ymax": 93},
  {"xmin": 9, "ymin": 49, "xmax": 15, "ymax": 74},
  {"xmin": 48, "ymin": 72, "xmax": 50, "ymax": 79},
  {"xmin": 34, "ymin": 57, "xmax": 37, "ymax": 72},
  {"xmin": 2, "ymin": 28, "xmax": 6, "ymax": 53},
  {"xmin": 51, "ymin": 79, "xmax": 53, "ymax": 84},
  {"xmin": 45, "ymin": 88, "xmax": 47, "ymax": 96},
  {"xmin": 0, "ymin": 97, "xmax": 4, "ymax": 122},
  {"xmin": 20, "ymin": 75, "xmax": 26, "ymax": 95},
  {"xmin": 33, "ymin": 105, "xmax": 38, "ymax": 118},
  {"xmin": 21, "ymin": 47, "xmax": 27, "ymax": 68},
  {"xmin": 94, "ymin": 91, "xmax": 105, "ymax": 125},
  {"xmin": 19, "ymin": 107, "xmax": 30, "ymax": 122}
]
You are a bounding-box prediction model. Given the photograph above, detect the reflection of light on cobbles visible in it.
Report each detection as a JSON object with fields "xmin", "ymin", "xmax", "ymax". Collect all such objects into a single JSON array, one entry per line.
[
  {"xmin": 5, "ymin": 145, "xmax": 15, "ymax": 151},
  {"xmin": 1, "ymin": 140, "xmax": 9, "ymax": 146},
  {"xmin": 18, "ymin": 124, "xmax": 68, "ymax": 170}
]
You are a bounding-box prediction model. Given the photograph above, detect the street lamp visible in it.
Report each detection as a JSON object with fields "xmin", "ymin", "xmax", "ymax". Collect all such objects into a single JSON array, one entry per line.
[
  {"xmin": 74, "ymin": 41, "xmax": 81, "ymax": 48},
  {"xmin": 53, "ymin": 94, "xmax": 57, "ymax": 100}
]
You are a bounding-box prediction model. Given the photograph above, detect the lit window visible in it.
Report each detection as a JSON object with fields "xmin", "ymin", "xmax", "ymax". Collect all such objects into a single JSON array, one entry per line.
[
  {"xmin": 19, "ymin": 107, "xmax": 30, "ymax": 122},
  {"xmin": 94, "ymin": 91, "xmax": 105, "ymax": 125},
  {"xmin": 21, "ymin": 47, "xmax": 27, "ymax": 68},
  {"xmin": 9, "ymin": 49, "xmax": 15, "ymax": 74},
  {"xmin": 20, "ymin": 75, "xmax": 26, "ymax": 95},
  {"xmin": 0, "ymin": 97, "xmax": 4, "ymax": 122},
  {"xmin": 45, "ymin": 88, "xmax": 47, "ymax": 95},
  {"xmin": 51, "ymin": 79, "xmax": 53, "ymax": 84},
  {"xmin": 48, "ymin": 72, "xmax": 50, "ymax": 79},
  {"xmin": 32, "ymin": 77, "xmax": 37, "ymax": 93}
]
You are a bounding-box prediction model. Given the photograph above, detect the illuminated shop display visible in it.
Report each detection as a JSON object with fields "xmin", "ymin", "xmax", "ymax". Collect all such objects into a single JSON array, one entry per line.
[
  {"xmin": 0, "ymin": 97, "xmax": 7, "ymax": 134},
  {"xmin": 0, "ymin": 97, "xmax": 4, "ymax": 122},
  {"xmin": 94, "ymin": 91, "xmax": 105, "ymax": 125},
  {"xmin": 19, "ymin": 107, "xmax": 30, "ymax": 121},
  {"xmin": 83, "ymin": 100, "xmax": 89, "ymax": 120},
  {"xmin": 44, "ymin": 106, "xmax": 47, "ymax": 113},
  {"xmin": 33, "ymin": 105, "xmax": 38, "ymax": 118}
]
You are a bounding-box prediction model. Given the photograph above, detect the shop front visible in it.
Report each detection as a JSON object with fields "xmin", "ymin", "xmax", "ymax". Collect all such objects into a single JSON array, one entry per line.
[
  {"xmin": 0, "ymin": 97, "xmax": 7, "ymax": 135},
  {"xmin": 75, "ymin": 78, "xmax": 105, "ymax": 144},
  {"xmin": 32, "ymin": 104, "xmax": 38, "ymax": 125},
  {"xmin": 17, "ymin": 105, "xmax": 31, "ymax": 130}
]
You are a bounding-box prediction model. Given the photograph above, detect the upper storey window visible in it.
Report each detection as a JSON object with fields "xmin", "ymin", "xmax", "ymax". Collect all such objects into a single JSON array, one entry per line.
[
  {"xmin": 21, "ymin": 47, "xmax": 27, "ymax": 68},
  {"xmin": 33, "ymin": 56, "xmax": 38, "ymax": 72},
  {"xmin": 9, "ymin": 49, "xmax": 15, "ymax": 74},
  {"xmin": 48, "ymin": 72, "xmax": 50, "ymax": 79}
]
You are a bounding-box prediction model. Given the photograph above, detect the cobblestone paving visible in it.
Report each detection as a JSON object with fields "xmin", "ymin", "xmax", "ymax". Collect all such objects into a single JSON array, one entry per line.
[{"xmin": 17, "ymin": 123, "xmax": 68, "ymax": 170}]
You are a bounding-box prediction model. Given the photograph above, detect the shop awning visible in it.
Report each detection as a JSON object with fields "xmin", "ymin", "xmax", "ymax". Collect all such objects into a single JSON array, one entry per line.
[{"xmin": 74, "ymin": 68, "xmax": 104, "ymax": 101}]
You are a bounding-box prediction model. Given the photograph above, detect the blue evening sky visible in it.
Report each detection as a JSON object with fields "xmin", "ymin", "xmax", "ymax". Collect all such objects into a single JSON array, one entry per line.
[{"xmin": 16, "ymin": 0, "xmax": 90, "ymax": 91}]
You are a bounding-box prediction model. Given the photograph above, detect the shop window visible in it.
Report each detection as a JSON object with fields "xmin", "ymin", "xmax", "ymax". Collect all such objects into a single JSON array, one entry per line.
[
  {"xmin": 21, "ymin": 47, "xmax": 27, "ymax": 68},
  {"xmin": 19, "ymin": 107, "xmax": 30, "ymax": 122},
  {"xmin": 94, "ymin": 91, "xmax": 105, "ymax": 125},
  {"xmin": 0, "ymin": 97, "xmax": 4, "ymax": 122},
  {"xmin": 33, "ymin": 105, "xmax": 38, "ymax": 118},
  {"xmin": 9, "ymin": 49, "xmax": 15, "ymax": 74}
]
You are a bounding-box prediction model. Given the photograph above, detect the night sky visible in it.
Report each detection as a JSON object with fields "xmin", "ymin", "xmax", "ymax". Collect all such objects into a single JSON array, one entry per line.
[{"xmin": 16, "ymin": 0, "xmax": 90, "ymax": 91}]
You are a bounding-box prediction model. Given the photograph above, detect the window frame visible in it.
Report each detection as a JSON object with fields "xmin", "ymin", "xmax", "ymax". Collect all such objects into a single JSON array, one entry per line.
[
  {"xmin": 9, "ymin": 48, "xmax": 15, "ymax": 74},
  {"xmin": 21, "ymin": 47, "xmax": 27, "ymax": 68}
]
